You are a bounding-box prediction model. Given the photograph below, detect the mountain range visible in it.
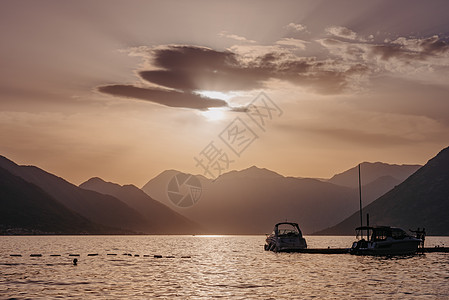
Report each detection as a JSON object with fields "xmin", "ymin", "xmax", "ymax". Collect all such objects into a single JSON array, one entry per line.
[
  {"xmin": 141, "ymin": 163, "xmax": 422, "ymax": 234},
  {"xmin": 79, "ymin": 177, "xmax": 200, "ymax": 233},
  {"xmin": 327, "ymin": 162, "xmax": 421, "ymax": 188},
  {"xmin": 0, "ymin": 155, "xmax": 198, "ymax": 234},
  {"xmin": 2, "ymin": 146, "xmax": 447, "ymax": 235},
  {"xmin": 0, "ymin": 166, "xmax": 115, "ymax": 234},
  {"xmin": 317, "ymin": 146, "xmax": 449, "ymax": 236}
]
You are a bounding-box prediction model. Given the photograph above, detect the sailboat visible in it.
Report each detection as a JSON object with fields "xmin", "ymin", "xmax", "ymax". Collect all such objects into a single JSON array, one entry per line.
[{"xmin": 349, "ymin": 164, "xmax": 421, "ymax": 255}]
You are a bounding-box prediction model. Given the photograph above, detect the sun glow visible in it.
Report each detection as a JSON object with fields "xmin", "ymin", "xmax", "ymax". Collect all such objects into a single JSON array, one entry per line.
[
  {"xmin": 195, "ymin": 90, "xmax": 235, "ymax": 101},
  {"xmin": 200, "ymin": 107, "xmax": 227, "ymax": 121}
]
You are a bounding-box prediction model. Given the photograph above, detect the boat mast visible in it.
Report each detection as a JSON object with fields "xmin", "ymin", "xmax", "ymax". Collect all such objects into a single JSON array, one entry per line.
[{"xmin": 358, "ymin": 164, "xmax": 363, "ymax": 229}]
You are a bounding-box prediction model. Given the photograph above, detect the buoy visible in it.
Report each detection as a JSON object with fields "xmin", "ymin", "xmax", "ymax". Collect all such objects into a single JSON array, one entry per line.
[
  {"xmin": 87, "ymin": 253, "xmax": 98, "ymax": 256},
  {"xmin": 30, "ymin": 254, "xmax": 42, "ymax": 257},
  {"xmin": 10, "ymin": 254, "xmax": 22, "ymax": 257},
  {"xmin": 73, "ymin": 258, "xmax": 78, "ymax": 265},
  {"xmin": 154, "ymin": 255, "xmax": 162, "ymax": 258}
]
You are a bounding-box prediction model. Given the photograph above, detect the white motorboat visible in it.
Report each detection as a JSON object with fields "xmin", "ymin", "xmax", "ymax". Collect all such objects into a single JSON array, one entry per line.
[
  {"xmin": 264, "ymin": 222, "xmax": 307, "ymax": 252},
  {"xmin": 350, "ymin": 226, "xmax": 421, "ymax": 255}
]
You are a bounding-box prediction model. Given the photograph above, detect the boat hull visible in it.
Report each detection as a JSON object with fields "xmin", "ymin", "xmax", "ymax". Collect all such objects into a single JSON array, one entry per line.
[
  {"xmin": 265, "ymin": 235, "xmax": 307, "ymax": 252},
  {"xmin": 350, "ymin": 239, "xmax": 421, "ymax": 256},
  {"xmin": 264, "ymin": 222, "xmax": 307, "ymax": 252}
]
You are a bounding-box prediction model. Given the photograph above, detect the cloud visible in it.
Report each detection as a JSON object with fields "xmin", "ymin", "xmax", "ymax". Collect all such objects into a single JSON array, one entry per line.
[
  {"xmin": 98, "ymin": 32, "xmax": 449, "ymax": 109},
  {"xmin": 319, "ymin": 33, "xmax": 449, "ymax": 79},
  {"xmin": 98, "ymin": 85, "xmax": 228, "ymax": 110},
  {"xmin": 286, "ymin": 23, "xmax": 307, "ymax": 32},
  {"xmin": 325, "ymin": 26, "xmax": 358, "ymax": 40},
  {"xmin": 218, "ymin": 31, "xmax": 256, "ymax": 43},
  {"xmin": 275, "ymin": 38, "xmax": 308, "ymax": 50},
  {"xmin": 372, "ymin": 35, "xmax": 449, "ymax": 62},
  {"xmin": 99, "ymin": 44, "xmax": 369, "ymax": 104}
]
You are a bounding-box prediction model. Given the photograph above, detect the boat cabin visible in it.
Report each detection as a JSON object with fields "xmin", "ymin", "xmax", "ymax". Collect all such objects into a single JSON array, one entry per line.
[
  {"xmin": 356, "ymin": 226, "xmax": 410, "ymax": 242},
  {"xmin": 273, "ymin": 222, "xmax": 303, "ymax": 237}
]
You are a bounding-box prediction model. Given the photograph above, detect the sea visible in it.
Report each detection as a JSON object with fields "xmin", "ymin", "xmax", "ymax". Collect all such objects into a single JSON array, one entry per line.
[{"xmin": 1, "ymin": 235, "xmax": 448, "ymax": 299}]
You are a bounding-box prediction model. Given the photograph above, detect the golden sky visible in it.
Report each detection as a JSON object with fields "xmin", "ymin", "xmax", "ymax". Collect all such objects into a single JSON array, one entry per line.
[{"xmin": 1, "ymin": 0, "xmax": 448, "ymax": 186}]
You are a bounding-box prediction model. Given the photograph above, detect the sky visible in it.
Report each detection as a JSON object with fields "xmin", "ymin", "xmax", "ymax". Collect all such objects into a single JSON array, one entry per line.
[{"xmin": 1, "ymin": 0, "xmax": 449, "ymax": 186}]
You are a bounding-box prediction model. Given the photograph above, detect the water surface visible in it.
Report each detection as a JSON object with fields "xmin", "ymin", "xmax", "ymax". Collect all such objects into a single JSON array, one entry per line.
[{"xmin": 1, "ymin": 235, "xmax": 448, "ymax": 299}]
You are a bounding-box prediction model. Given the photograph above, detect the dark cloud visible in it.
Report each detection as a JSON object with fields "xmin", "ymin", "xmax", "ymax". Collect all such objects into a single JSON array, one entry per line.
[
  {"xmin": 98, "ymin": 45, "xmax": 370, "ymax": 109},
  {"xmin": 419, "ymin": 36, "xmax": 449, "ymax": 54},
  {"xmin": 101, "ymin": 35, "xmax": 448, "ymax": 109},
  {"xmin": 98, "ymin": 85, "xmax": 227, "ymax": 110},
  {"xmin": 141, "ymin": 46, "xmax": 270, "ymax": 92},
  {"xmin": 369, "ymin": 36, "xmax": 449, "ymax": 62},
  {"xmin": 144, "ymin": 46, "xmax": 368, "ymax": 94},
  {"xmin": 98, "ymin": 37, "xmax": 447, "ymax": 109}
]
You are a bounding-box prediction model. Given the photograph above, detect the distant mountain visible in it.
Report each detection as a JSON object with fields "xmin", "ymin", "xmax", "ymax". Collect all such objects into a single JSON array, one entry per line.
[
  {"xmin": 0, "ymin": 155, "xmax": 151, "ymax": 233},
  {"xmin": 141, "ymin": 170, "xmax": 210, "ymax": 203},
  {"xmin": 218, "ymin": 166, "xmax": 283, "ymax": 179},
  {"xmin": 80, "ymin": 177, "xmax": 201, "ymax": 234},
  {"xmin": 142, "ymin": 166, "xmax": 359, "ymax": 234},
  {"xmin": 360, "ymin": 175, "xmax": 402, "ymax": 204},
  {"xmin": 317, "ymin": 146, "xmax": 449, "ymax": 236},
  {"xmin": 327, "ymin": 162, "xmax": 421, "ymax": 188},
  {"xmin": 0, "ymin": 166, "xmax": 116, "ymax": 235}
]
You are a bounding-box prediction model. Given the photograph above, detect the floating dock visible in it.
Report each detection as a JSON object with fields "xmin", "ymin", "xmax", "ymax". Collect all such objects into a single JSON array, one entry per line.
[
  {"xmin": 276, "ymin": 247, "xmax": 449, "ymax": 254},
  {"xmin": 283, "ymin": 248, "xmax": 350, "ymax": 254},
  {"xmin": 421, "ymin": 247, "xmax": 449, "ymax": 253},
  {"xmin": 6, "ymin": 247, "xmax": 449, "ymax": 258}
]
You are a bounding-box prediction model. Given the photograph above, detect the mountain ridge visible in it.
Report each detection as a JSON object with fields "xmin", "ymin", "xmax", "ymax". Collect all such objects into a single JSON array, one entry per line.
[
  {"xmin": 0, "ymin": 166, "xmax": 121, "ymax": 234},
  {"xmin": 80, "ymin": 177, "xmax": 201, "ymax": 234},
  {"xmin": 316, "ymin": 146, "xmax": 449, "ymax": 235},
  {"xmin": 0, "ymin": 155, "xmax": 152, "ymax": 233}
]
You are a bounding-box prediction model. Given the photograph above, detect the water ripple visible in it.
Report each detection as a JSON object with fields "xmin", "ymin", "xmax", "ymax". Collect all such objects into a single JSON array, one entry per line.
[{"xmin": 0, "ymin": 235, "xmax": 448, "ymax": 299}]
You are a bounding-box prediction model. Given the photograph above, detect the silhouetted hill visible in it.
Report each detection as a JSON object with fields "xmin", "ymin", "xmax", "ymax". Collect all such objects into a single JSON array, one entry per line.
[
  {"xmin": 218, "ymin": 165, "xmax": 283, "ymax": 179},
  {"xmin": 328, "ymin": 162, "xmax": 421, "ymax": 188},
  {"xmin": 0, "ymin": 167, "xmax": 117, "ymax": 234},
  {"xmin": 0, "ymin": 156, "xmax": 151, "ymax": 233},
  {"xmin": 360, "ymin": 175, "xmax": 402, "ymax": 205},
  {"xmin": 80, "ymin": 177, "xmax": 201, "ymax": 234},
  {"xmin": 142, "ymin": 166, "xmax": 359, "ymax": 234},
  {"xmin": 141, "ymin": 169, "xmax": 210, "ymax": 202},
  {"xmin": 317, "ymin": 147, "xmax": 449, "ymax": 236}
]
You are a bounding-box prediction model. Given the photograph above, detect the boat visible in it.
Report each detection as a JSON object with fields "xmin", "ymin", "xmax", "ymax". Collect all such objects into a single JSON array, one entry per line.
[
  {"xmin": 264, "ymin": 222, "xmax": 307, "ymax": 252},
  {"xmin": 350, "ymin": 226, "xmax": 421, "ymax": 255},
  {"xmin": 349, "ymin": 164, "xmax": 421, "ymax": 255}
]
